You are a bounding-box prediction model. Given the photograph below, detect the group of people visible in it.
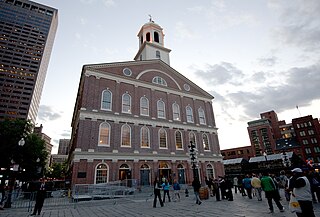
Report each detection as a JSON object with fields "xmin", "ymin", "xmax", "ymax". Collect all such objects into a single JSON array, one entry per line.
[
  {"xmin": 231, "ymin": 168, "xmax": 317, "ymax": 216},
  {"xmin": 153, "ymin": 177, "xmax": 181, "ymax": 208}
]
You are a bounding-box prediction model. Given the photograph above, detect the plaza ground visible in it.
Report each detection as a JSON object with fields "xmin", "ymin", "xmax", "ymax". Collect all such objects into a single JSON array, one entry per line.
[{"xmin": 1, "ymin": 188, "xmax": 320, "ymax": 217}]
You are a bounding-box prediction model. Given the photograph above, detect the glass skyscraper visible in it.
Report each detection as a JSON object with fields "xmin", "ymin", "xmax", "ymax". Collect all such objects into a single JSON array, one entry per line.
[{"xmin": 0, "ymin": 0, "xmax": 58, "ymax": 123}]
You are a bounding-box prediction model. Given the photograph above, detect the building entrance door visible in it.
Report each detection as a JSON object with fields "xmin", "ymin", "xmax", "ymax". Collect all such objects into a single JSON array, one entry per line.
[
  {"xmin": 119, "ymin": 164, "xmax": 131, "ymax": 180},
  {"xmin": 140, "ymin": 164, "xmax": 150, "ymax": 186},
  {"xmin": 177, "ymin": 164, "xmax": 185, "ymax": 184}
]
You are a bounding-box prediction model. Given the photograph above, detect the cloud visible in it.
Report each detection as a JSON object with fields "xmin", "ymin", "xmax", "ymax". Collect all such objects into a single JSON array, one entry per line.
[
  {"xmin": 226, "ymin": 64, "xmax": 320, "ymax": 118},
  {"xmin": 60, "ymin": 130, "xmax": 71, "ymax": 138},
  {"xmin": 197, "ymin": 61, "xmax": 320, "ymax": 121},
  {"xmin": 195, "ymin": 62, "xmax": 245, "ymax": 86},
  {"xmin": 174, "ymin": 22, "xmax": 199, "ymax": 39},
  {"xmin": 272, "ymin": 0, "xmax": 320, "ymax": 52},
  {"xmin": 37, "ymin": 105, "xmax": 63, "ymax": 122},
  {"xmin": 257, "ymin": 56, "xmax": 278, "ymax": 67}
]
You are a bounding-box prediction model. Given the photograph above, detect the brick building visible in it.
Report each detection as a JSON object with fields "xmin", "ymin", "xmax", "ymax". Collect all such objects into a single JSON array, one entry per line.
[
  {"xmin": 68, "ymin": 20, "xmax": 224, "ymax": 186},
  {"xmin": 221, "ymin": 145, "xmax": 253, "ymax": 160}
]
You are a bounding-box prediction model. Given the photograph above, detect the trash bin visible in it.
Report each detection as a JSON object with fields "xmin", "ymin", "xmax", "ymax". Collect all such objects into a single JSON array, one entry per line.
[{"xmin": 199, "ymin": 187, "xmax": 209, "ymax": 200}]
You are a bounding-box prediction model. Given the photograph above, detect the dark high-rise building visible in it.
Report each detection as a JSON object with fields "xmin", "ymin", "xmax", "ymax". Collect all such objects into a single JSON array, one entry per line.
[
  {"xmin": 58, "ymin": 138, "xmax": 70, "ymax": 155},
  {"xmin": 0, "ymin": 0, "xmax": 58, "ymax": 123}
]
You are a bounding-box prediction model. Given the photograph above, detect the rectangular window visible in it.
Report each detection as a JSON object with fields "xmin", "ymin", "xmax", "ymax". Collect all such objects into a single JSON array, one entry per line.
[
  {"xmin": 305, "ymin": 148, "xmax": 311, "ymax": 154},
  {"xmin": 314, "ymin": 146, "xmax": 320, "ymax": 153},
  {"xmin": 311, "ymin": 138, "xmax": 318, "ymax": 144},
  {"xmin": 308, "ymin": 130, "xmax": 315, "ymax": 135},
  {"xmin": 302, "ymin": 139, "xmax": 309, "ymax": 145},
  {"xmin": 299, "ymin": 131, "xmax": 306, "ymax": 136}
]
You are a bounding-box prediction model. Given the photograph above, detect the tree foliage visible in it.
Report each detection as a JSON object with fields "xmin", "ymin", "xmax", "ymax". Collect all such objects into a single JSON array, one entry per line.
[{"xmin": 0, "ymin": 119, "xmax": 47, "ymax": 181}]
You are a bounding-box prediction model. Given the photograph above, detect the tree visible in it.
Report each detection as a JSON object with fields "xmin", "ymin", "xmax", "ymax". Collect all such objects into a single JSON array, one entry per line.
[
  {"xmin": 47, "ymin": 161, "xmax": 67, "ymax": 180},
  {"xmin": 0, "ymin": 119, "xmax": 47, "ymax": 181}
]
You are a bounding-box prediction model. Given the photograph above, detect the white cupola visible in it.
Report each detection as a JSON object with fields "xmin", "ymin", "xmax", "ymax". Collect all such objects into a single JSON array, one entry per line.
[{"xmin": 134, "ymin": 16, "xmax": 171, "ymax": 65}]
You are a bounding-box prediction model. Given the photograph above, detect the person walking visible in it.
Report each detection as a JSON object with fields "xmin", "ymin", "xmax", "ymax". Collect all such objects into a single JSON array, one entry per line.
[
  {"xmin": 172, "ymin": 180, "xmax": 181, "ymax": 202},
  {"xmin": 233, "ymin": 176, "xmax": 238, "ymax": 194},
  {"xmin": 153, "ymin": 177, "xmax": 164, "ymax": 208},
  {"xmin": 31, "ymin": 178, "xmax": 47, "ymax": 216},
  {"xmin": 251, "ymin": 174, "xmax": 262, "ymax": 201},
  {"xmin": 242, "ymin": 174, "xmax": 253, "ymax": 199},
  {"xmin": 162, "ymin": 179, "xmax": 171, "ymax": 203},
  {"xmin": 261, "ymin": 172, "xmax": 285, "ymax": 214},
  {"xmin": 291, "ymin": 168, "xmax": 315, "ymax": 217},
  {"xmin": 192, "ymin": 178, "xmax": 202, "ymax": 205},
  {"xmin": 213, "ymin": 178, "xmax": 221, "ymax": 201}
]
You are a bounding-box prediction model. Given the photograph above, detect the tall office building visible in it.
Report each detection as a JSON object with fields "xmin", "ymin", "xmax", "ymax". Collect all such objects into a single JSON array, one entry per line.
[{"xmin": 0, "ymin": 0, "xmax": 58, "ymax": 123}]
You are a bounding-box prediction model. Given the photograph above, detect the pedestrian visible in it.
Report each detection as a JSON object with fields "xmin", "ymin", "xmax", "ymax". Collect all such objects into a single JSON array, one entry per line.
[
  {"xmin": 233, "ymin": 176, "xmax": 238, "ymax": 194},
  {"xmin": 172, "ymin": 180, "xmax": 181, "ymax": 202},
  {"xmin": 0, "ymin": 183, "xmax": 6, "ymax": 210},
  {"xmin": 31, "ymin": 178, "xmax": 47, "ymax": 216},
  {"xmin": 162, "ymin": 179, "xmax": 171, "ymax": 203},
  {"xmin": 260, "ymin": 172, "xmax": 285, "ymax": 214},
  {"xmin": 153, "ymin": 177, "xmax": 164, "ymax": 208},
  {"xmin": 192, "ymin": 178, "xmax": 202, "ymax": 205},
  {"xmin": 219, "ymin": 176, "xmax": 226, "ymax": 199},
  {"xmin": 242, "ymin": 174, "xmax": 253, "ymax": 199},
  {"xmin": 225, "ymin": 177, "xmax": 233, "ymax": 201},
  {"xmin": 251, "ymin": 174, "xmax": 262, "ymax": 201},
  {"xmin": 213, "ymin": 178, "xmax": 221, "ymax": 201},
  {"xmin": 291, "ymin": 168, "xmax": 315, "ymax": 217}
]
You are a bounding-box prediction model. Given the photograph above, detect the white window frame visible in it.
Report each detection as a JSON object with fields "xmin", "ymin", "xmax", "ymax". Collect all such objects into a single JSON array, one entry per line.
[
  {"xmin": 202, "ymin": 133, "xmax": 210, "ymax": 151},
  {"xmin": 94, "ymin": 163, "xmax": 109, "ymax": 184},
  {"xmin": 122, "ymin": 93, "xmax": 131, "ymax": 114},
  {"xmin": 198, "ymin": 108, "xmax": 206, "ymax": 125},
  {"xmin": 186, "ymin": 106, "xmax": 194, "ymax": 123},
  {"xmin": 98, "ymin": 122, "xmax": 111, "ymax": 147},
  {"xmin": 140, "ymin": 96, "xmax": 149, "ymax": 116},
  {"xmin": 121, "ymin": 124, "xmax": 131, "ymax": 147},
  {"xmin": 172, "ymin": 103, "xmax": 180, "ymax": 121},
  {"xmin": 189, "ymin": 132, "xmax": 197, "ymax": 148},
  {"xmin": 159, "ymin": 128, "xmax": 167, "ymax": 149},
  {"xmin": 101, "ymin": 90, "xmax": 112, "ymax": 111},
  {"xmin": 175, "ymin": 130, "xmax": 183, "ymax": 150},
  {"xmin": 157, "ymin": 100, "xmax": 166, "ymax": 119},
  {"xmin": 140, "ymin": 126, "xmax": 150, "ymax": 148}
]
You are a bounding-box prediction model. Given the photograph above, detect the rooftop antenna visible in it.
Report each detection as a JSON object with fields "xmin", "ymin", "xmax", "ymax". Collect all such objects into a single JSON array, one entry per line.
[{"xmin": 296, "ymin": 105, "xmax": 301, "ymax": 117}]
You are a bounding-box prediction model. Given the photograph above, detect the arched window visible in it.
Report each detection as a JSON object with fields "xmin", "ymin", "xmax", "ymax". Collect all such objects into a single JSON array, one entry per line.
[
  {"xmin": 99, "ymin": 122, "xmax": 110, "ymax": 146},
  {"xmin": 140, "ymin": 36, "xmax": 143, "ymax": 45},
  {"xmin": 101, "ymin": 90, "xmax": 112, "ymax": 110},
  {"xmin": 206, "ymin": 164, "xmax": 215, "ymax": 179},
  {"xmin": 95, "ymin": 163, "xmax": 108, "ymax": 184},
  {"xmin": 172, "ymin": 103, "xmax": 180, "ymax": 121},
  {"xmin": 198, "ymin": 108, "xmax": 206, "ymax": 125},
  {"xmin": 156, "ymin": 50, "xmax": 160, "ymax": 59},
  {"xmin": 189, "ymin": 132, "xmax": 197, "ymax": 148},
  {"xmin": 157, "ymin": 100, "xmax": 165, "ymax": 119},
  {"xmin": 141, "ymin": 126, "xmax": 150, "ymax": 148},
  {"xmin": 159, "ymin": 128, "xmax": 167, "ymax": 149},
  {"xmin": 154, "ymin": 32, "xmax": 159, "ymax": 43},
  {"xmin": 122, "ymin": 93, "xmax": 131, "ymax": 113},
  {"xmin": 203, "ymin": 134, "xmax": 210, "ymax": 151},
  {"xmin": 186, "ymin": 106, "xmax": 194, "ymax": 123},
  {"xmin": 140, "ymin": 96, "xmax": 149, "ymax": 116},
  {"xmin": 152, "ymin": 76, "xmax": 167, "ymax": 86},
  {"xmin": 175, "ymin": 130, "xmax": 183, "ymax": 149},
  {"xmin": 146, "ymin": 32, "xmax": 151, "ymax": 41},
  {"xmin": 121, "ymin": 124, "xmax": 131, "ymax": 147}
]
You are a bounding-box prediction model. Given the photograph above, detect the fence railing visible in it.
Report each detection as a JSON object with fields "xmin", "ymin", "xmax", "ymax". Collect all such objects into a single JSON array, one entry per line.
[
  {"xmin": 1, "ymin": 179, "xmax": 139, "ymax": 210},
  {"xmin": 72, "ymin": 179, "xmax": 138, "ymax": 202}
]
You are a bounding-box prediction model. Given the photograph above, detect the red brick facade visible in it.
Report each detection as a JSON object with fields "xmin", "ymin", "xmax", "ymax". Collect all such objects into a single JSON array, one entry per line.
[{"xmin": 69, "ymin": 60, "xmax": 224, "ymax": 186}]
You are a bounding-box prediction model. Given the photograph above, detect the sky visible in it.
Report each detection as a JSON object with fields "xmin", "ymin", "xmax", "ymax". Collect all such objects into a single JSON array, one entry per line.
[{"xmin": 34, "ymin": 0, "xmax": 320, "ymax": 154}]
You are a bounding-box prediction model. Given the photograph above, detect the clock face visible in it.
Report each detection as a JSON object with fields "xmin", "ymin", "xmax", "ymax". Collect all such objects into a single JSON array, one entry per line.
[
  {"xmin": 123, "ymin": 68, "xmax": 132, "ymax": 76},
  {"xmin": 184, "ymin": 84, "xmax": 190, "ymax": 91}
]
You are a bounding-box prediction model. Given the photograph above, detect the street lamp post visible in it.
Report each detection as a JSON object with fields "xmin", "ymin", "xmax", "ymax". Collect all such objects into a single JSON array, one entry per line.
[
  {"xmin": 4, "ymin": 138, "xmax": 25, "ymax": 208},
  {"xmin": 189, "ymin": 141, "xmax": 198, "ymax": 180}
]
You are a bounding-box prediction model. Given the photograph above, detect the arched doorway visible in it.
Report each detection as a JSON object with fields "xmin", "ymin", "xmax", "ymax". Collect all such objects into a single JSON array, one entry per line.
[
  {"xmin": 119, "ymin": 164, "xmax": 131, "ymax": 180},
  {"xmin": 158, "ymin": 162, "xmax": 171, "ymax": 182},
  {"xmin": 177, "ymin": 164, "xmax": 186, "ymax": 184},
  {"xmin": 140, "ymin": 164, "xmax": 150, "ymax": 186}
]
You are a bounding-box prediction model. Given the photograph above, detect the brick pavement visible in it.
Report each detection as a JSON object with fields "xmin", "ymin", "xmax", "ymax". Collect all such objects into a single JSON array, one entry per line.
[{"xmin": 1, "ymin": 189, "xmax": 320, "ymax": 217}]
